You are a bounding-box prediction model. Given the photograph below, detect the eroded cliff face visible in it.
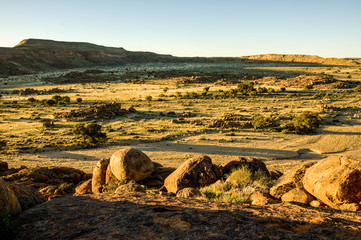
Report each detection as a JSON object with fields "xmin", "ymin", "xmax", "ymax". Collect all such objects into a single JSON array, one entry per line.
[{"xmin": 0, "ymin": 39, "xmax": 176, "ymax": 77}]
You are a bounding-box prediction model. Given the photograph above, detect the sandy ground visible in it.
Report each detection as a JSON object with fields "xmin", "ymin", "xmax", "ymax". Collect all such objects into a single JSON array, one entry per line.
[{"xmin": 6, "ymin": 125, "xmax": 360, "ymax": 173}]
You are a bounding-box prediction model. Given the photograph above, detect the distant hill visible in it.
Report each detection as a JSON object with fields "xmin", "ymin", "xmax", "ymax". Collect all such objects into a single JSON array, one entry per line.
[
  {"xmin": 0, "ymin": 39, "xmax": 177, "ymax": 77},
  {"xmin": 240, "ymin": 54, "xmax": 358, "ymax": 66},
  {"xmin": 0, "ymin": 39, "xmax": 358, "ymax": 77}
]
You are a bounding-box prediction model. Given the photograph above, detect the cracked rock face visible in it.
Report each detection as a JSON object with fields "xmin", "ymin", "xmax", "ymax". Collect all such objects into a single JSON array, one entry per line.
[{"xmin": 17, "ymin": 192, "xmax": 361, "ymax": 240}]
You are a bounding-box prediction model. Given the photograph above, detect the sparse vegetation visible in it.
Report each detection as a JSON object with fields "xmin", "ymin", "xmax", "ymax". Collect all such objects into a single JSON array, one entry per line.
[
  {"xmin": 201, "ymin": 167, "xmax": 273, "ymax": 203},
  {"xmin": 72, "ymin": 122, "xmax": 107, "ymax": 148}
]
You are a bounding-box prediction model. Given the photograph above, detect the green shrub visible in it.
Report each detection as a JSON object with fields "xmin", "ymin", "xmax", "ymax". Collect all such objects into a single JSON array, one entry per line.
[
  {"xmin": 145, "ymin": 95, "xmax": 152, "ymax": 102},
  {"xmin": 304, "ymin": 84, "xmax": 313, "ymax": 90},
  {"xmin": 201, "ymin": 167, "xmax": 273, "ymax": 204},
  {"xmin": 251, "ymin": 115, "xmax": 274, "ymax": 130},
  {"xmin": 76, "ymin": 97, "xmax": 83, "ymax": 103},
  {"xmin": 291, "ymin": 111, "xmax": 321, "ymax": 134},
  {"xmin": 27, "ymin": 97, "xmax": 37, "ymax": 103},
  {"xmin": 72, "ymin": 122, "xmax": 107, "ymax": 148}
]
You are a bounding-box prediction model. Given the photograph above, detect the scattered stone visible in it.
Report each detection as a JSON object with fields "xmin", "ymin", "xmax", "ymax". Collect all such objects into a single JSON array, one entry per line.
[
  {"xmin": 303, "ymin": 156, "xmax": 361, "ymax": 209},
  {"xmin": 75, "ymin": 179, "xmax": 92, "ymax": 195},
  {"xmin": 250, "ymin": 191, "xmax": 276, "ymax": 206},
  {"xmin": 55, "ymin": 102, "xmax": 133, "ymax": 121},
  {"xmin": 270, "ymin": 161, "xmax": 316, "ymax": 199},
  {"xmin": 310, "ymin": 200, "xmax": 324, "ymax": 208},
  {"xmin": 92, "ymin": 158, "xmax": 109, "ymax": 194},
  {"xmin": 0, "ymin": 178, "xmax": 21, "ymax": 215},
  {"xmin": 109, "ymin": 148, "xmax": 154, "ymax": 182},
  {"xmin": 176, "ymin": 187, "xmax": 202, "ymax": 198},
  {"xmin": 281, "ymin": 188, "xmax": 314, "ymax": 205},
  {"xmin": 164, "ymin": 155, "xmax": 219, "ymax": 194},
  {"xmin": 115, "ymin": 182, "xmax": 146, "ymax": 193}
]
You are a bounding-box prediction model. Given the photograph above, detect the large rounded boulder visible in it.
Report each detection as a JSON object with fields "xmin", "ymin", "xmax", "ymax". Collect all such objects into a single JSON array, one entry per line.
[
  {"xmin": 109, "ymin": 148, "xmax": 154, "ymax": 182},
  {"xmin": 164, "ymin": 155, "xmax": 219, "ymax": 194},
  {"xmin": 303, "ymin": 155, "xmax": 361, "ymax": 209}
]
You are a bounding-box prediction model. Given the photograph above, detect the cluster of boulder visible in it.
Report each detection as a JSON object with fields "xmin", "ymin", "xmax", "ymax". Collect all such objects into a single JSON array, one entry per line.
[
  {"xmin": 55, "ymin": 102, "xmax": 136, "ymax": 121},
  {"xmin": 11, "ymin": 87, "xmax": 68, "ymax": 96},
  {"xmin": 77, "ymin": 147, "xmax": 277, "ymax": 200},
  {"xmin": 0, "ymin": 162, "xmax": 91, "ymax": 215},
  {"xmin": 2, "ymin": 148, "xmax": 361, "ymax": 219},
  {"xmin": 270, "ymin": 156, "xmax": 361, "ymax": 211},
  {"xmin": 209, "ymin": 113, "xmax": 252, "ymax": 129}
]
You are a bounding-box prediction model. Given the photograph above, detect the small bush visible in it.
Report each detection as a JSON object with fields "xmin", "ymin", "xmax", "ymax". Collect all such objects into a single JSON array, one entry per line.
[
  {"xmin": 76, "ymin": 97, "xmax": 83, "ymax": 103},
  {"xmin": 291, "ymin": 111, "xmax": 321, "ymax": 134},
  {"xmin": 145, "ymin": 95, "xmax": 152, "ymax": 102},
  {"xmin": 201, "ymin": 167, "xmax": 273, "ymax": 204},
  {"xmin": 72, "ymin": 122, "xmax": 107, "ymax": 148},
  {"xmin": 304, "ymin": 84, "xmax": 314, "ymax": 90},
  {"xmin": 27, "ymin": 97, "xmax": 37, "ymax": 103}
]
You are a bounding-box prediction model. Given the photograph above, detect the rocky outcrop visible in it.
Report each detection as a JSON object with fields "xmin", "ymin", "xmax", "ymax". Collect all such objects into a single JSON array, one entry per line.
[
  {"xmin": 92, "ymin": 158, "xmax": 109, "ymax": 194},
  {"xmin": 115, "ymin": 182, "xmax": 146, "ymax": 193},
  {"xmin": 164, "ymin": 155, "xmax": 219, "ymax": 194},
  {"xmin": 16, "ymin": 192, "xmax": 361, "ymax": 240},
  {"xmin": 270, "ymin": 161, "xmax": 315, "ymax": 199},
  {"xmin": 7, "ymin": 184, "xmax": 43, "ymax": 211},
  {"xmin": 0, "ymin": 179, "xmax": 21, "ymax": 215},
  {"xmin": 109, "ymin": 148, "xmax": 154, "ymax": 182},
  {"xmin": 176, "ymin": 187, "xmax": 202, "ymax": 198},
  {"xmin": 303, "ymin": 156, "xmax": 361, "ymax": 209},
  {"xmin": 75, "ymin": 179, "xmax": 92, "ymax": 195}
]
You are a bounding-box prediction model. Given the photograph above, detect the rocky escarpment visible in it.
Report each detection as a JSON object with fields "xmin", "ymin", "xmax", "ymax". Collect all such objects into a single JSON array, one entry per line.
[
  {"xmin": 0, "ymin": 39, "xmax": 358, "ymax": 77},
  {"xmin": 0, "ymin": 39, "xmax": 176, "ymax": 77}
]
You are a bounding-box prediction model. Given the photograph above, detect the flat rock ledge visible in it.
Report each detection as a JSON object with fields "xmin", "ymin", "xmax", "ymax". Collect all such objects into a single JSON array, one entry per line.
[{"xmin": 17, "ymin": 192, "xmax": 361, "ymax": 240}]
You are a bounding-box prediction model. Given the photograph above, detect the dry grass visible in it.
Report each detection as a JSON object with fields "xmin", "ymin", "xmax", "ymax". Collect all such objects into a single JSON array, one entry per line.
[{"xmin": 1, "ymin": 63, "xmax": 361, "ymax": 172}]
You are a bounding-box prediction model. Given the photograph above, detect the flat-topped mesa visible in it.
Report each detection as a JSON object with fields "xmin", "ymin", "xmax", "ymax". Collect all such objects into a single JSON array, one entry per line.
[
  {"xmin": 13, "ymin": 38, "xmax": 127, "ymax": 53},
  {"xmin": 240, "ymin": 54, "xmax": 359, "ymax": 66}
]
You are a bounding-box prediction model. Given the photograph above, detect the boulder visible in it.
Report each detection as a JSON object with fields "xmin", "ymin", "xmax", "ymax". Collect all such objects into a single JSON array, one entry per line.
[
  {"xmin": 303, "ymin": 156, "xmax": 361, "ymax": 209},
  {"xmin": 92, "ymin": 158, "xmax": 109, "ymax": 194},
  {"xmin": 270, "ymin": 161, "xmax": 315, "ymax": 199},
  {"xmin": 7, "ymin": 183, "xmax": 43, "ymax": 211},
  {"xmin": 164, "ymin": 155, "xmax": 219, "ymax": 194},
  {"xmin": 75, "ymin": 179, "xmax": 92, "ymax": 195},
  {"xmin": 222, "ymin": 156, "xmax": 270, "ymax": 177},
  {"xmin": 0, "ymin": 178, "xmax": 21, "ymax": 215},
  {"xmin": 281, "ymin": 188, "xmax": 314, "ymax": 205},
  {"xmin": 115, "ymin": 182, "xmax": 145, "ymax": 193},
  {"xmin": 250, "ymin": 191, "xmax": 276, "ymax": 206},
  {"xmin": 176, "ymin": 187, "xmax": 202, "ymax": 198},
  {"xmin": 109, "ymin": 148, "xmax": 154, "ymax": 182}
]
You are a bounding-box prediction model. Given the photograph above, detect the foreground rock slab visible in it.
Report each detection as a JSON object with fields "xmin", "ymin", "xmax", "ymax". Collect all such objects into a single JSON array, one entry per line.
[{"xmin": 17, "ymin": 192, "xmax": 361, "ymax": 240}]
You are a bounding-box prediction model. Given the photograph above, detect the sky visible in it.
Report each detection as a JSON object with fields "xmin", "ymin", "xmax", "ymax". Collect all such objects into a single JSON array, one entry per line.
[{"xmin": 1, "ymin": 0, "xmax": 360, "ymax": 58}]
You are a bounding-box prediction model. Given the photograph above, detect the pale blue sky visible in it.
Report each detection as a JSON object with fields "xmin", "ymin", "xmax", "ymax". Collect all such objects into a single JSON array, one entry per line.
[{"xmin": 1, "ymin": 0, "xmax": 360, "ymax": 57}]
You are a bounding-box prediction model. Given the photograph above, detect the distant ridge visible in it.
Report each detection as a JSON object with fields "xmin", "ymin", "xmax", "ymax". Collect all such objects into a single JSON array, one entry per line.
[
  {"xmin": 240, "ymin": 54, "xmax": 358, "ymax": 66},
  {"xmin": 0, "ymin": 39, "xmax": 358, "ymax": 77}
]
